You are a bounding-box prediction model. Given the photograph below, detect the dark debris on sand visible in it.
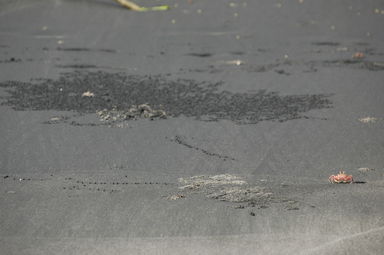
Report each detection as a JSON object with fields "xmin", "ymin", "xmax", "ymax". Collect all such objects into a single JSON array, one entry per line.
[{"xmin": 0, "ymin": 71, "xmax": 332, "ymax": 124}]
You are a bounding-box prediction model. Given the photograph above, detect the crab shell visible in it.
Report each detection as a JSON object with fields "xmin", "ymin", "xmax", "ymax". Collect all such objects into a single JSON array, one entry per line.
[{"xmin": 329, "ymin": 171, "xmax": 353, "ymax": 184}]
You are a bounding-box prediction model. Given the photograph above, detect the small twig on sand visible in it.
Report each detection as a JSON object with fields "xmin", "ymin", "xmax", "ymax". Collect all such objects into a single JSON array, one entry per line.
[
  {"xmin": 114, "ymin": 0, "xmax": 142, "ymax": 11},
  {"xmin": 114, "ymin": 0, "xmax": 169, "ymax": 11}
]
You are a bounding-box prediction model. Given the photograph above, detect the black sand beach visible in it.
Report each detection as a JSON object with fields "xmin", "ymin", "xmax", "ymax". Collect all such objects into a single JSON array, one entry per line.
[{"xmin": 1, "ymin": 0, "xmax": 384, "ymax": 254}]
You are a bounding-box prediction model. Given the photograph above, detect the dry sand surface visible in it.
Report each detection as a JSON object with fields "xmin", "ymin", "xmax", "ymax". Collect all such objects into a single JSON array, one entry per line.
[{"xmin": 1, "ymin": 0, "xmax": 384, "ymax": 254}]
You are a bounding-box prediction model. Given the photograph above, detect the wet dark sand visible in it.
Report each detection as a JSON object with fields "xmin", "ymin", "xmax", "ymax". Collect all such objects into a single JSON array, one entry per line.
[{"xmin": 1, "ymin": 0, "xmax": 384, "ymax": 254}]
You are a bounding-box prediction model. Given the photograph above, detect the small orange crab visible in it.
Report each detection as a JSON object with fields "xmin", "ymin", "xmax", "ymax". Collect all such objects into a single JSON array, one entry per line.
[
  {"xmin": 329, "ymin": 171, "xmax": 353, "ymax": 184},
  {"xmin": 352, "ymin": 52, "xmax": 365, "ymax": 59}
]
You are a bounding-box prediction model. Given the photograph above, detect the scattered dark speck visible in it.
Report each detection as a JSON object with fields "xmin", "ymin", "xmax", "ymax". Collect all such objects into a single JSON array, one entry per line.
[
  {"xmin": 275, "ymin": 69, "xmax": 290, "ymax": 75},
  {"xmin": 169, "ymin": 135, "xmax": 236, "ymax": 161},
  {"xmin": 187, "ymin": 53, "xmax": 213, "ymax": 58},
  {"xmin": 56, "ymin": 47, "xmax": 116, "ymax": 53},
  {"xmin": 3, "ymin": 175, "xmax": 9, "ymax": 179},
  {"xmin": 55, "ymin": 64, "xmax": 98, "ymax": 69},
  {"xmin": 250, "ymin": 212, "xmax": 256, "ymax": 216},
  {"xmin": 0, "ymin": 57, "xmax": 22, "ymax": 63}
]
